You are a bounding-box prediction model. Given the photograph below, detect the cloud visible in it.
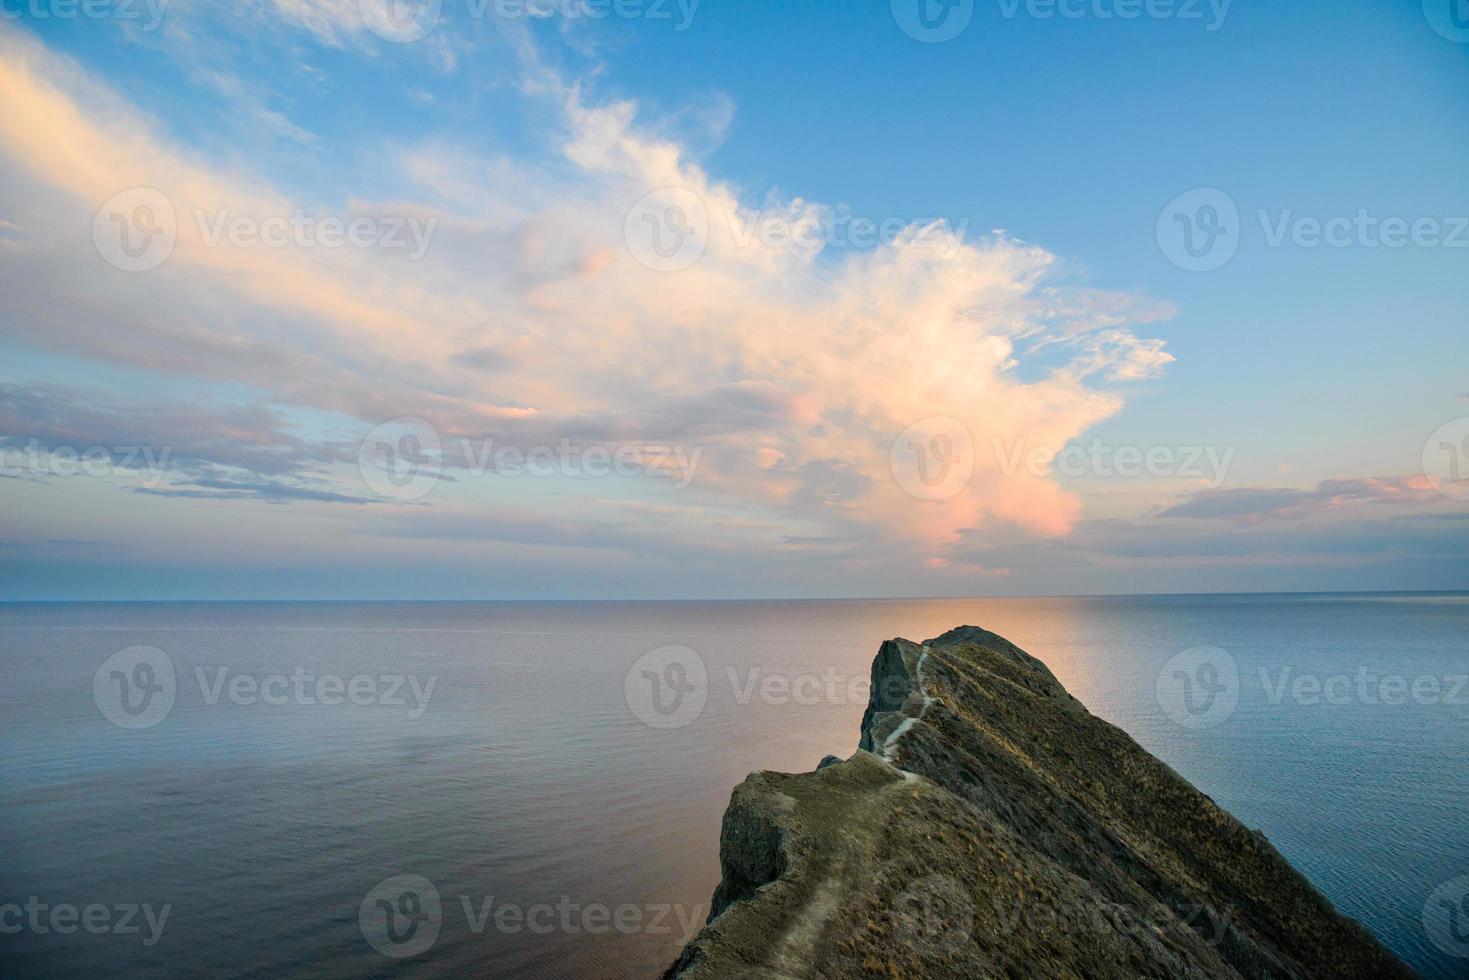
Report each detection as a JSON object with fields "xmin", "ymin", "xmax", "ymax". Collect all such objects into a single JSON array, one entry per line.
[
  {"xmin": 190, "ymin": 68, "xmax": 316, "ymax": 145},
  {"xmin": 0, "ymin": 22, "xmax": 1174, "ymax": 568},
  {"xmin": 0, "ymin": 381, "xmax": 370, "ymax": 501},
  {"xmin": 260, "ymin": 0, "xmax": 464, "ymax": 69},
  {"xmin": 1156, "ymin": 476, "xmax": 1444, "ymax": 523},
  {"xmin": 133, "ymin": 476, "xmax": 374, "ymax": 504},
  {"xmin": 268, "ymin": 0, "xmax": 366, "ymax": 46}
]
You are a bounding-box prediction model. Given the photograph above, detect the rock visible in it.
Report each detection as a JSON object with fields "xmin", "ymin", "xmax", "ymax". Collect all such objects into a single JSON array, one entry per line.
[
  {"xmin": 816, "ymin": 755, "xmax": 844, "ymax": 771},
  {"xmin": 663, "ymin": 626, "xmax": 1413, "ymax": 979}
]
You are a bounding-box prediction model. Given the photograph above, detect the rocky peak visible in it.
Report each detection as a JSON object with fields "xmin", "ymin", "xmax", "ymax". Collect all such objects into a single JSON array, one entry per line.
[{"xmin": 663, "ymin": 626, "xmax": 1412, "ymax": 979}]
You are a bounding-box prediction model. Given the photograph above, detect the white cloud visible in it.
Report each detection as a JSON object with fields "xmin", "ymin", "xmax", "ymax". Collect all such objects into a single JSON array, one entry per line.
[{"xmin": 0, "ymin": 22, "xmax": 1174, "ymax": 569}]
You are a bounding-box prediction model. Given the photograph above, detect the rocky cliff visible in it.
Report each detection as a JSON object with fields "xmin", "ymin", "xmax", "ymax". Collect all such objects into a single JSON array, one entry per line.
[{"xmin": 663, "ymin": 626, "xmax": 1412, "ymax": 979}]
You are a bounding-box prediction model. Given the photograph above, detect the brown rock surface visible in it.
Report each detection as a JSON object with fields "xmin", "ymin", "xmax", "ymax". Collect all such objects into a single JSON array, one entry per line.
[{"xmin": 663, "ymin": 626, "xmax": 1412, "ymax": 979}]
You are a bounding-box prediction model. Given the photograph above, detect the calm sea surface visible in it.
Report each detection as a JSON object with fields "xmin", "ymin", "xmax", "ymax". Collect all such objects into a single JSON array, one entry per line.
[{"xmin": 2, "ymin": 595, "xmax": 1466, "ymax": 978}]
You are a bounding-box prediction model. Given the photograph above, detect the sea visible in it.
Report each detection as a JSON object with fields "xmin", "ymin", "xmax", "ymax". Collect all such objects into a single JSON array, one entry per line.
[{"xmin": 2, "ymin": 594, "xmax": 1465, "ymax": 978}]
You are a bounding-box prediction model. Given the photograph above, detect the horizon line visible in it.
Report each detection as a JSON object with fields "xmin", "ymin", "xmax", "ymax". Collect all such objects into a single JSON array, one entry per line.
[{"xmin": 3, "ymin": 588, "xmax": 1467, "ymax": 604}]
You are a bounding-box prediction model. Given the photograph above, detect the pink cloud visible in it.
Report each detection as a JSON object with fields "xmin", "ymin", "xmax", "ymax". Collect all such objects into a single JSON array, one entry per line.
[{"xmin": 0, "ymin": 24, "xmax": 1173, "ymax": 566}]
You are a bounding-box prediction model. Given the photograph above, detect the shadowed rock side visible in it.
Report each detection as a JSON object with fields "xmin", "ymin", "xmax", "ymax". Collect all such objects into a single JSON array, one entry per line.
[{"xmin": 663, "ymin": 626, "xmax": 1412, "ymax": 979}]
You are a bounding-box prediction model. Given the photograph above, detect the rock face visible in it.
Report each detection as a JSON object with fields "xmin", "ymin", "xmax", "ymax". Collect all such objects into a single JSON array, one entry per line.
[{"xmin": 663, "ymin": 626, "xmax": 1413, "ymax": 979}]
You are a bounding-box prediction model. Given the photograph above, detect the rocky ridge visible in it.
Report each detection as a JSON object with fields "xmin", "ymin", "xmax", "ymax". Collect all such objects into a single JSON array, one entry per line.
[{"xmin": 662, "ymin": 626, "xmax": 1412, "ymax": 979}]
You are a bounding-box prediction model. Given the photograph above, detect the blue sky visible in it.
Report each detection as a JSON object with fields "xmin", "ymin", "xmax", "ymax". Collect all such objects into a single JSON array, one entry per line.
[{"xmin": 1, "ymin": 0, "xmax": 1467, "ymax": 598}]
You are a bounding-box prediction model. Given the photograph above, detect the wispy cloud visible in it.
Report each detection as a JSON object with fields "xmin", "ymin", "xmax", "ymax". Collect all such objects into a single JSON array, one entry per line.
[
  {"xmin": 0, "ymin": 381, "xmax": 336, "ymax": 474},
  {"xmin": 133, "ymin": 476, "xmax": 374, "ymax": 504},
  {"xmin": 1156, "ymin": 476, "xmax": 1444, "ymax": 523}
]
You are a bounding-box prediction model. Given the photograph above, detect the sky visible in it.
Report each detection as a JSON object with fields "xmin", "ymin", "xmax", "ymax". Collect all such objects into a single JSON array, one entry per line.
[{"xmin": 0, "ymin": 0, "xmax": 1467, "ymax": 599}]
